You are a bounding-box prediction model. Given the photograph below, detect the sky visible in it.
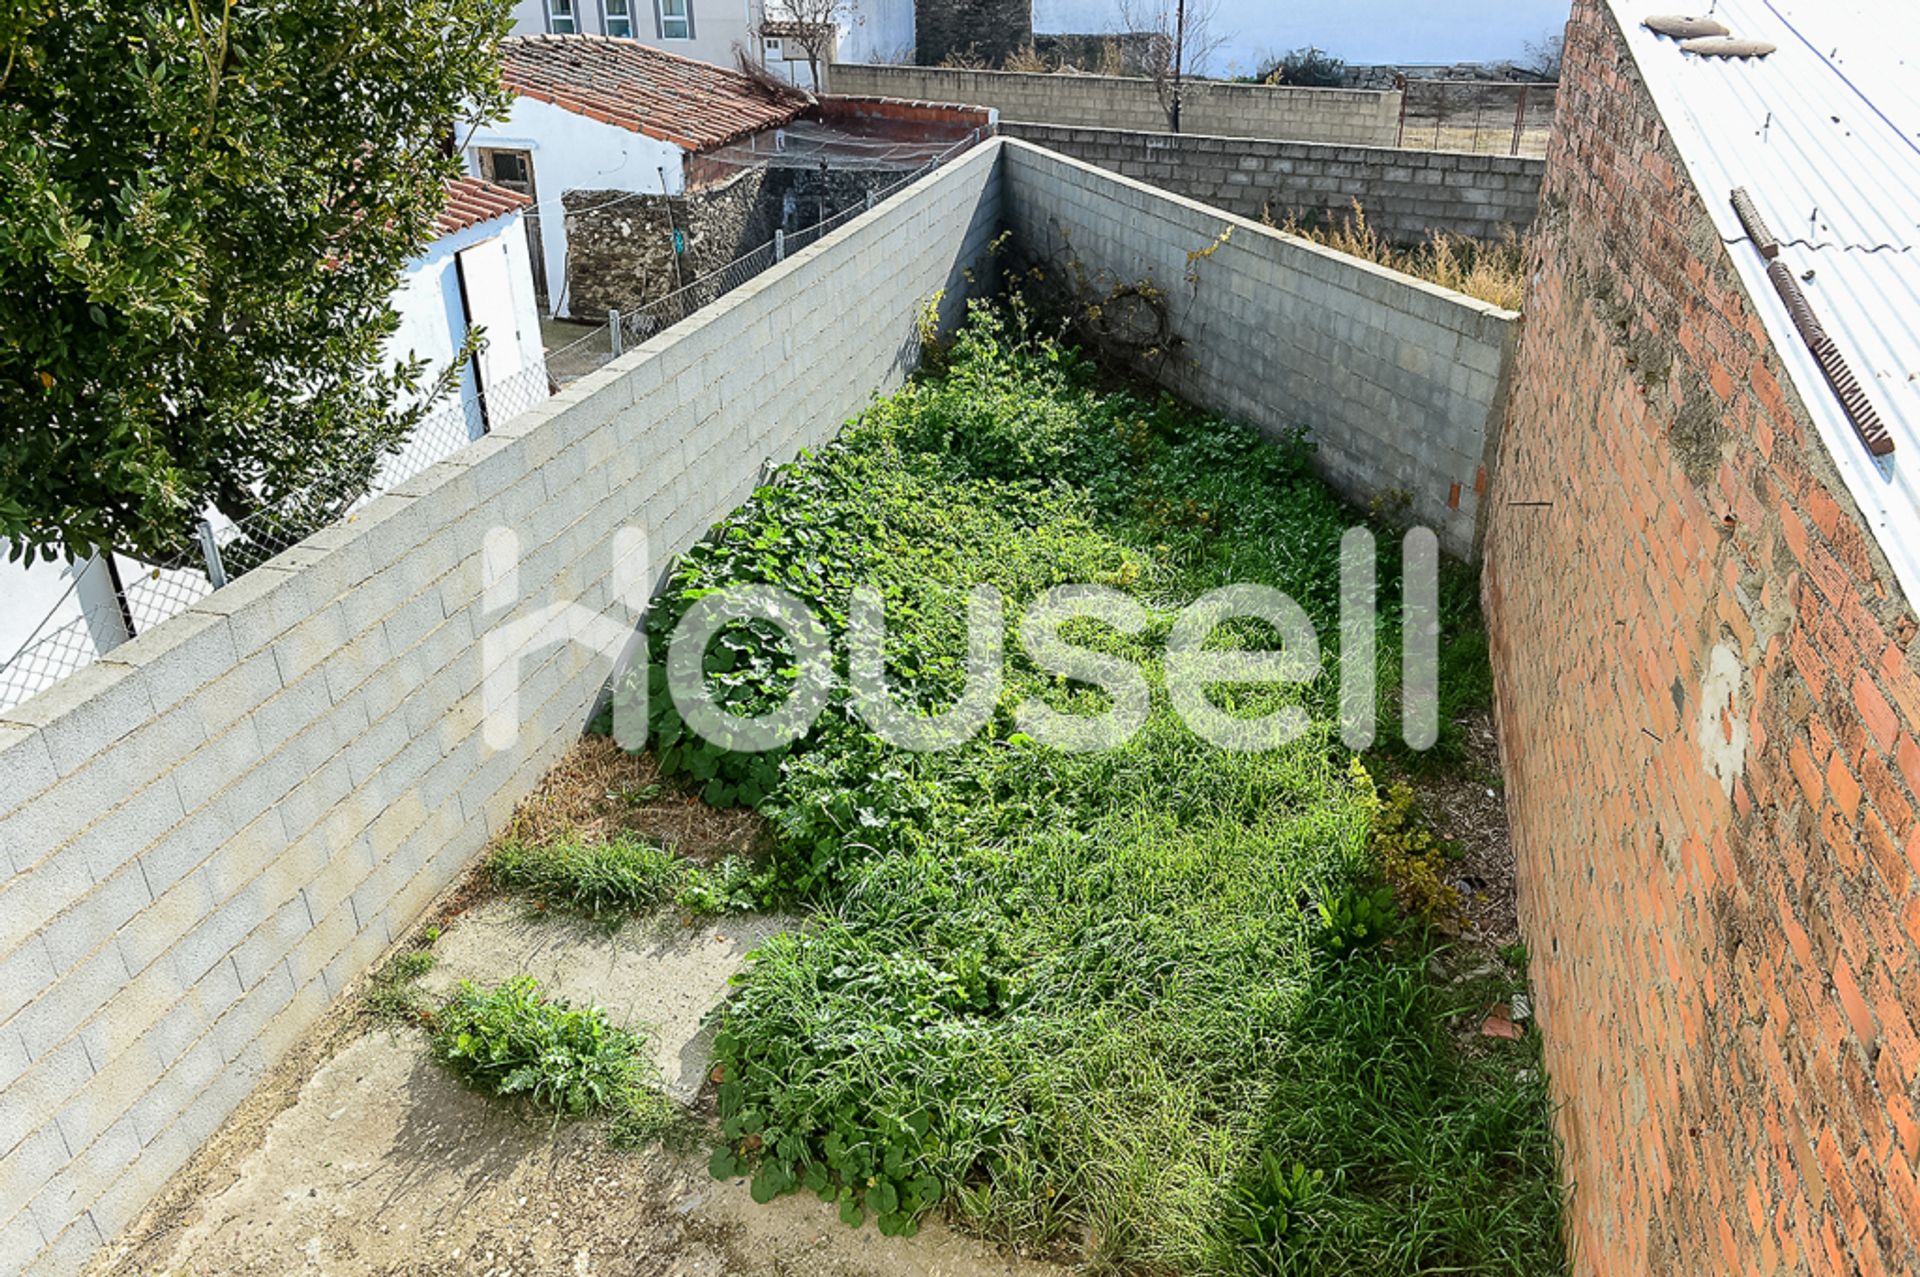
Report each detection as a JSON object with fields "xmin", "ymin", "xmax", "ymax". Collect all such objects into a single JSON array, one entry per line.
[{"xmin": 1032, "ymin": 0, "xmax": 1574, "ymax": 75}]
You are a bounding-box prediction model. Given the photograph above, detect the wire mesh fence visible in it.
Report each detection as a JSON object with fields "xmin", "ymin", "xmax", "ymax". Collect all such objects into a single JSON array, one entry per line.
[
  {"xmin": 545, "ymin": 136, "xmax": 978, "ymax": 386},
  {"xmin": 3, "ymin": 134, "xmax": 984, "ymax": 710},
  {"xmin": 1397, "ymin": 80, "xmax": 1558, "ymax": 157},
  {"xmin": 0, "ymin": 360, "xmax": 554, "ymax": 714}
]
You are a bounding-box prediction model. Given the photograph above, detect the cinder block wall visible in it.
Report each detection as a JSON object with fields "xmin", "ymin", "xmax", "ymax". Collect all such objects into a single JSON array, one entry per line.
[
  {"xmin": 1004, "ymin": 123, "xmax": 1543, "ymax": 245},
  {"xmin": 0, "ymin": 141, "xmax": 1005, "ymax": 1277},
  {"xmin": 828, "ymin": 63, "xmax": 1402, "ymax": 146},
  {"xmin": 1002, "ymin": 140, "xmax": 1515, "ymax": 559},
  {"xmin": 1487, "ymin": 3, "xmax": 1920, "ymax": 1273}
]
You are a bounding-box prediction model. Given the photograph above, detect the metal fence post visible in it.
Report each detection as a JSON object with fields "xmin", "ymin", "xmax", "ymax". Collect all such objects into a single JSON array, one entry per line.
[
  {"xmin": 609, "ymin": 308, "xmax": 623, "ymax": 358},
  {"xmin": 1509, "ymin": 85, "xmax": 1531, "ymax": 157},
  {"xmin": 774, "ymin": 228, "xmax": 785, "ymax": 262},
  {"xmin": 198, "ymin": 518, "xmax": 228, "ymax": 589}
]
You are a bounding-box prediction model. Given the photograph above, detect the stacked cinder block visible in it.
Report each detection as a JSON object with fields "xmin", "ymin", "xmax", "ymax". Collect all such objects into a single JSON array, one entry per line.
[
  {"xmin": 1001, "ymin": 140, "xmax": 1516, "ymax": 560},
  {"xmin": 828, "ymin": 64, "xmax": 1403, "ymax": 147},
  {"xmin": 1488, "ymin": 2, "xmax": 1920, "ymax": 1273},
  {"xmin": 1003, "ymin": 123, "xmax": 1543, "ymax": 246},
  {"xmin": 0, "ymin": 141, "xmax": 1005, "ymax": 1277}
]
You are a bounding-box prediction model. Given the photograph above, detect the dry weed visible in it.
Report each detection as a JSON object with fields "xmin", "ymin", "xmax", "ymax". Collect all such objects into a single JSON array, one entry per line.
[
  {"xmin": 502, "ymin": 735, "xmax": 767, "ymax": 864},
  {"xmin": 1272, "ymin": 199, "xmax": 1528, "ymax": 311}
]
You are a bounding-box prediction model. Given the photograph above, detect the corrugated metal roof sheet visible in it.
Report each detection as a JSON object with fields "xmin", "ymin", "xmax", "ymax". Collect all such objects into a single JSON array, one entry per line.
[{"xmin": 1611, "ymin": 0, "xmax": 1920, "ymax": 603}]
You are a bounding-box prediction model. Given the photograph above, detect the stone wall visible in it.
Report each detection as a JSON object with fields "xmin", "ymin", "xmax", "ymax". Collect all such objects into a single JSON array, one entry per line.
[
  {"xmin": 1487, "ymin": 3, "xmax": 1920, "ymax": 1273},
  {"xmin": 0, "ymin": 141, "xmax": 1005, "ymax": 1277},
  {"xmin": 913, "ymin": 0, "xmax": 1031, "ymax": 67},
  {"xmin": 1006, "ymin": 123, "xmax": 1543, "ymax": 245},
  {"xmin": 564, "ymin": 167, "xmax": 774, "ymax": 318},
  {"xmin": 829, "ymin": 62, "xmax": 1402, "ymax": 146},
  {"xmin": 1001, "ymin": 140, "xmax": 1515, "ymax": 559}
]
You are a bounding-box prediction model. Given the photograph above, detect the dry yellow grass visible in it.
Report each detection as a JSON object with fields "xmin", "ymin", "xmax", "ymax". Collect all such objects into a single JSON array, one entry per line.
[
  {"xmin": 1272, "ymin": 199, "xmax": 1529, "ymax": 311},
  {"xmin": 499, "ymin": 734, "xmax": 767, "ymax": 864}
]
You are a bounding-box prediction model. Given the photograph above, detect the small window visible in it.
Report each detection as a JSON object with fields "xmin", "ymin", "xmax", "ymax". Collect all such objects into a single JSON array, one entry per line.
[
  {"xmin": 605, "ymin": 0, "xmax": 635, "ymax": 38},
  {"xmin": 659, "ymin": 0, "xmax": 691, "ymax": 40},
  {"xmin": 764, "ymin": 36, "xmax": 784, "ymax": 59},
  {"xmin": 547, "ymin": 0, "xmax": 577, "ymax": 33},
  {"xmin": 484, "ymin": 150, "xmax": 529, "ymax": 187}
]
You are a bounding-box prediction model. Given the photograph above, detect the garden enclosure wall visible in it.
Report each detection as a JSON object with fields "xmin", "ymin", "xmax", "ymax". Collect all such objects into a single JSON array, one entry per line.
[
  {"xmin": 0, "ymin": 137, "xmax": 1516, "ymax": 1275},
  {"xmin": 1004, "ymin": 122, "xmax": 1545, "ymax": 248},
  {"xmin": 827, "ymin": 63, "xmax": 1404, "ymax": 147}
]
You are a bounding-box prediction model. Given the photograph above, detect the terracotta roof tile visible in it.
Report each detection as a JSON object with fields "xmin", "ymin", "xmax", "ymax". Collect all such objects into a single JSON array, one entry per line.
[
  {"xmin": 436, "ymin": 175, "xmax": 532, "ymax": 236},
  {"xmin": 502, "ymin": 34, "xmax": 809, "ymax": 153}
]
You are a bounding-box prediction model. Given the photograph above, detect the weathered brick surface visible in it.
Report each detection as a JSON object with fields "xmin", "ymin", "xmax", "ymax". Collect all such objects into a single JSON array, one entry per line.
[
  {"xmin": 0, "ymin": 141, "xmax": 1005, "ymax": 1277},
  {"xmin": 1486, "ymin": 4, "xmax": 1920, "ymax": 1273},
  {"xmin": 1004, "ymin": 122, "xmax": 1542, "ymax": 246}
]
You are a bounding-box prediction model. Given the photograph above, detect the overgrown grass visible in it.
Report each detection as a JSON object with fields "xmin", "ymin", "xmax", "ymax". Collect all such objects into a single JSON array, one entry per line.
[
  {"xmin": 1274, "ymin": 200, "xmax": 1528, "ymax": 311},
  {"xmin": 486, "ymin": 831, "xmax": 767, "ymax": 921},
  {"xmin": 623, "ymin": 303, "xmax": 1561, "ymax": 1272},
  {"xmin": 487, "ymin": 832, "xmax": 689, "ymax": 918},
  {"xmin": 429, "ymin": 975, "xmax": 677, "ymax": 1141}
]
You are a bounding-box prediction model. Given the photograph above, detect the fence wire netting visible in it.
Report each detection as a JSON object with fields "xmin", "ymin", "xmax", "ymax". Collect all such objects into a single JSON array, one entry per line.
[
  {"xmin": 1397, "ymin": 80, "xmax": 1557, "ymax": 157},
  {"xmin": 0, "ymin": 360, "xmax": 554, "ymax": 713},
  {"xmin": 546, "ymin": 137, "xmax": 975, "ymax": 387},
  {"xmin": 4, "ymin": 135, "xmax": 982, "ymax": 712}
]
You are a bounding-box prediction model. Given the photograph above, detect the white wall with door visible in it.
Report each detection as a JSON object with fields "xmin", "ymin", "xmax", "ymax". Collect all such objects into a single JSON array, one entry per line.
[
  {"xmin": 1, "ymin": 204, "xmax": 549, "ymax": 713},
  {"xmin": 509, "ymin": 0, "xmax": 764, "ymax": 71},
  {"xmin": 467, "ymin": 96, "xmax": 687, "ymax": 318},
  {"xmin": 384, "ymin": 207, "xmax": 547, "ymax": 480}
]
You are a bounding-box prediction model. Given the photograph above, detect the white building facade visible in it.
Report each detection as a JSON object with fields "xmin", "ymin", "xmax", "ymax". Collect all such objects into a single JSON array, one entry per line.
[{"xmin": 508, "ymin": 0, "xmax": 762, "ymax": 70}]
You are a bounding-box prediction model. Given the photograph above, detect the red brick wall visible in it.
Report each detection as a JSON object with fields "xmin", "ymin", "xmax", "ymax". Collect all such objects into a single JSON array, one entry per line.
[{"xmin": 1487, "ymin": 3, "xmax": 1920, "ymax": 1274}]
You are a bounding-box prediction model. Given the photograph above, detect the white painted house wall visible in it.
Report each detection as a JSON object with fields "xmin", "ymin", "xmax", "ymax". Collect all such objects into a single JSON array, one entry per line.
[
  {"xmin": 467, "ymin": 96, "xmax": 687, "ymax": 318},
  {"xmin": 1, "ymin": 211, "xmax": 548, "ymax": 713},
  {"xmin": 835, "ymin": 0, "xmax": 914, "ymax": 64},
  {"xmin": 382, "ymin": 208, "xmax": 547, "ymax": 481},
  {"xmin": 509, "ymin": 0, "xmax": 764, "ymax": 72}
]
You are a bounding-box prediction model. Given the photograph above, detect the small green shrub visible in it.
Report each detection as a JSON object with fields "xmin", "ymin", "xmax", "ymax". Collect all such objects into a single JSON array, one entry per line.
[
  {"xmin": 487, "ymin": 832, "xmax": 688, "ymax": 919},
  {"xmin": 430, "ymin": 976, "xmax": 661, "ymax": 1123},
  {"xmin": 1229, "ymin": 1154, "xmax": 1326, "ymax": 1271},
  {"xmin": 1314, "ymin": 882, "xmax": 1400, "ymax": 958},
  {"xmin": 1257, "ymin": 46, "xmax": 1346, "ymax": 88},
  {"xmin": 1373, "ymin": 780, "xmax": 1465, "ymax": 930}
]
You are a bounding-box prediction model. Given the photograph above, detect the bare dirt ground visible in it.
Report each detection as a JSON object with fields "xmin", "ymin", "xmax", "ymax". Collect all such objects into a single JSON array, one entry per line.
[
  {"xmin": 96, "ymin": 900, "xmax": 1062, "ymax": 1277},
  {"xmin": 96, "ymin": 740, "xmax": 1061, "ymax": 1277},
  {"xmin": 1406, "ymin": 710, "xmax": 1520, "ymax": 948}
]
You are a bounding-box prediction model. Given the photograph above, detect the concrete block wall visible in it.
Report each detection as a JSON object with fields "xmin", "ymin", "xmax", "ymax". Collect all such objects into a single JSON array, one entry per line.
[
  {"xmin": 1488, "ymin": 3, "xmax": 1920, "ymax": 1272},
  {"xmin": 828, "ymin": 63, "xmax": 1402, "ymax": 147},
  {"xmin": 0, "ymin": 139, "xmax": 1005, "ymax": 1277},
  {"xmin": 1000, "ymin": 140, "xmax": 1516, "ymax": 559},
  {"xmin": 1004, "ymin": 123, "xmax": 1543, "ymax": 246}
]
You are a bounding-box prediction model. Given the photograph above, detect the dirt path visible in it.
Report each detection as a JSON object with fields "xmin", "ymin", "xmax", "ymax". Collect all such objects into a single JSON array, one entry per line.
[{"xmin": 97, "ymin": 902, "xmax": 1063, "ymax": 1277}]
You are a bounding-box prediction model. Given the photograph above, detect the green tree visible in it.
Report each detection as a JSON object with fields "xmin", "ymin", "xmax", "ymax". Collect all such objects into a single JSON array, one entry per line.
[{"xmin": 0, "ymin": 0, "xmax": 513, "ymax": 565}]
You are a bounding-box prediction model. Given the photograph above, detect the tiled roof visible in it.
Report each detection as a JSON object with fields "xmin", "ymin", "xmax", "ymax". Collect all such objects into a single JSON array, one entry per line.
[
  {"xmin": 1611, "ymin": 0, "xmax": 1920, "ymax": 603},
  {"xmin": 436, "ymin": 175, "xmax": 530, "ymax": 236},
  {"xmin": 502, "ymin": 34, "xmax": 810, "ymax": 153}
]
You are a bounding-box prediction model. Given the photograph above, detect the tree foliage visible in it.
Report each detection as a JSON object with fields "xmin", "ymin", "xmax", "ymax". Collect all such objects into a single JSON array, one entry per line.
[
  {"xmin": 0, "ymin": 0, "xmax": 513, "ymax": 563},
  {"xmin": 1256, "ymin": 46, "xmax": 1346, "ymax": 89}
]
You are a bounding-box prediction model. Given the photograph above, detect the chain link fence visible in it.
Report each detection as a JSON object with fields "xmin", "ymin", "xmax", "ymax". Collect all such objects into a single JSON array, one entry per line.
[
  {"xmin": 1397, "ymin": 80, "xmax": 1557, "ymax": 157},
  {"xmin": 3, "ymin": 134, "xmax": 985, "ymax": 712},
  {"xmin": 0, "ymin": 360, "xmax": 553, "ymax": 714},
  {"xmin": 545, "ymin": 136, "xmax": 978, "ymax": 387}
]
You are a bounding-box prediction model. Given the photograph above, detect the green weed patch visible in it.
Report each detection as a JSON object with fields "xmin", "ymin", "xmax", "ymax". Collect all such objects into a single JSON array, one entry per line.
[
  {"xmin": 429, "ymin": 976, "xmax": 675, "ymax": 1140},
  {"xmin": 631, "ymin": 303, "xmax": 1562, "ymax": 1273}
]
